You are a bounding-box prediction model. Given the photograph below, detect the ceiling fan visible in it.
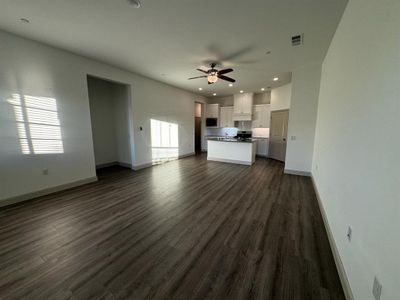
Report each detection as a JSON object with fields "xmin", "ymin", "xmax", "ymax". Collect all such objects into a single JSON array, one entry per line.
[{"xmin": 188, "ymin": 63, "xmax": 236, "ymax": 84}]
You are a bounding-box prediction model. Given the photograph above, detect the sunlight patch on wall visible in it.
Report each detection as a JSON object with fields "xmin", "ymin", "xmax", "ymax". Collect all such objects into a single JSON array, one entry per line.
[
  {"xmin": 151, "ymin": 119, "xmax": 179, "ymax": 164},
  {"xmin": 7, "ymin": 94, "xmax": 64, "ymax": 154}
]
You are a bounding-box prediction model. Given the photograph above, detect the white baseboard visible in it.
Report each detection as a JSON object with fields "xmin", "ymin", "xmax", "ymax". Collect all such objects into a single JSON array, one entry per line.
[
  {"xmin": 96, "ymin": 161, "xmax": 132, "ymax": 169},
  {"xmin": 311, "ymin": 175, "xmax": 354, "ymax": 300},
  {"xmin": 179, "ymin": 152, "xmax": 196, "ymax": 159},
  {"xmin": 132, "ymin": 152, "xmax": 196, "ymax": 171},
  {"xmin": 118, "ymin": 162, "xmax": 132, "ymax": 169},
  {"xmin": 132, "ymin": 162, "xmax": 153, "ymax": 171},
  {"xmin": 284, "ymin": 169, "xmax": 312, "ymax": 177},
  {"xmin": 0, "ymin": 176, "xmax": 98, "ymax": 208}
]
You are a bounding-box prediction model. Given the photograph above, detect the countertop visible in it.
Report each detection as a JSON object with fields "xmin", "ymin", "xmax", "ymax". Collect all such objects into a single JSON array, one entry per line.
[{"xmin": 207, "ymin": 137, "xmax": 257, "ymax": 143}]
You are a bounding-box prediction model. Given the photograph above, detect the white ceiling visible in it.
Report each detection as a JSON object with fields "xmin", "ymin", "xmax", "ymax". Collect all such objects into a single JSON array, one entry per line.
[{"xmin": 0, "ymin": 0, "xmax": 347, "ymax": 97}]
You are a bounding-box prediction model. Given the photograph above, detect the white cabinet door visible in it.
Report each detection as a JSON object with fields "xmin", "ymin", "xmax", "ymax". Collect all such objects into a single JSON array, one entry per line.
[
  {"xmin": 233, "ymin": 96, "xmax": 243, "ymax": 114},
  {"xmin": 233, "ymin": 93, "xmax": 253, "ymax": 121},
  {"xmin": 241, "ymin": 93, "xmax": 253, "ymax": 114},
  {"xmin": 252, "ymin": 106, "xmax": 260, "ymax": 128},
  {"xmin": 220, "ymin": 107, "xmax": 227, "ymax": 127},
  {"xmin": 252, "ymin": 104, "xmax": 270, "ymax": 128},
  {"xmin": 206, "ymin": 104, "xmax": 219, "ymax": 118},
  {"xmin": 220, "ymin": 106, "xmax": 234, "ymax": 128},
  {"xmin": 256, "ymin": 139, "xmax": 269, "ymax": 156}
]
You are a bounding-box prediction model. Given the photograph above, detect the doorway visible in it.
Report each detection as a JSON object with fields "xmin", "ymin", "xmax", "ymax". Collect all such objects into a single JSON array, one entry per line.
[
  {"xmin": 87, "ymin": 75, "xmax": 133, "ymax": 171},
  {"xmin": 269, "ymin": 109, "xmax": 289, "ymax": 162},
  {"xmin": 194, "ymin": 102, "xmax": 202, "ymax": 154}
]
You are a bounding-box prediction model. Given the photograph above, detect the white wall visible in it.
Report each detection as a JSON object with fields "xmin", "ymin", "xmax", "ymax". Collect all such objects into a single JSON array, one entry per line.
[
  {"xmin": 208, "ymin": 92, "xmax": 270, "ymax": 107},
  {"xmin": 312, "ymin": 0, "xmax": 400, "ymax": 299},
  {"xmin": 285, "ymin": 63, "xmax": 321, "ymax": 173},
  {"xmin": 253, "ymin": 92, "xmax": 271, "ymax": 105},
  {"xmin": 0, "ymin": 30, "xmax": 206, "ymax": 203},
  {"xmin": 270, "ymin": 84, "xmax": 291, "ymax": 111},
  {"xmin": 207, "ymin": 95, "xmax": 234, "ymax": 106}
]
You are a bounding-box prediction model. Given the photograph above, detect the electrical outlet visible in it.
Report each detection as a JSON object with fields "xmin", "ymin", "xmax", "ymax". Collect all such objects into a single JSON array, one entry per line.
[
  {"xmin": 315, "ymin": 164, "xmax": 319, "ymax": 171},
  {"xmin": 372, "ymin": 276, "xmax": 382, "ymax": 300},
  {"xmin": 42, "ymin": 168, "xmax": 48, "ymax": 175},
  {"xmin": 347, "ymin": 226, "xmax": 352, "ymax": 242},
  {"xmin": 291, "ymin": 135, "xmax": 296, "ymax": 141}
]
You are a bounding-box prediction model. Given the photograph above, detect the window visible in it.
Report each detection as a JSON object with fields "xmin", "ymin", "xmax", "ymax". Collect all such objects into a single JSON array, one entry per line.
[
  {"xmin": 7, "ymin": 94, "xmax": 64, "ymax": 154},
  {"xmin": 150, "ymin": 119, "xmax": 178, "ymax": 163}
]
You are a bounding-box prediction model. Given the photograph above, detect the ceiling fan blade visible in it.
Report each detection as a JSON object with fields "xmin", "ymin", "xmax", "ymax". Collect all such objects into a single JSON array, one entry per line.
[
  {"xmin": 188, "ymin": 76, "xmax": 207, "ymax": 80},
  {"xmin": 196, "ymin": 68, "xmax": 209, "ymax": 74},
  {"xmin": 217, "ymin": 68, "xmax": 233, "ymax": 75},
  {"xmin": 218, "ymin": 75, "xmax": 236, "ymax": 83}
]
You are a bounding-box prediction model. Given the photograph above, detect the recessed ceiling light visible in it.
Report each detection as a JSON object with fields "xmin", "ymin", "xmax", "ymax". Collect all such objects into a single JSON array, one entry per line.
[
  {"xmin": 261, "ymin": 88, "xmax": 265, "ymax": 91},
  {"xmin": 273, "ymin": 77, "xmax": 279, "ymax": 81},
  {"xmin": 127, "ymin": 0, "xmax": 141, "ymax": 8},
  {"xmin": 20, "ymin": 18, "xmax": 30, "ymax": 24},
  {"xmin": 240, "ymin": 90, "xmax": 244, "ymax": 93},
  {"xmin": 213, "ymin": 93, "xmax": 217, "ymax": 96},
  {"xmin": 198, "ymin": 87, "xmax": 203, "ymax": 91},
  {"xmin": 229, "ymin": 83, "xmax": 233, "ymax": 87}
]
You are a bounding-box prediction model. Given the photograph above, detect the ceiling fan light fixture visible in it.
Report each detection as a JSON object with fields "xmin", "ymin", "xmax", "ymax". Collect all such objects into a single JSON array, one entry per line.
[{"xmin": 207, "ymin": 73, "xmax": 218, "ymax": 84}]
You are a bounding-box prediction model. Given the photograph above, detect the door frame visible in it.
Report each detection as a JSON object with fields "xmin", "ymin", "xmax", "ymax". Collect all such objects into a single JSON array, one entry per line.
[
  {"xmin": 194, "ymin": 102, "xmax": 203, "ymax": 154},
  {"xmin": 269, "ymin": 109, "xmax": 289, "ymax": 162},
  {"xmin": 86, "ymin": 74, "xmax": 134, "ymax": 170}
]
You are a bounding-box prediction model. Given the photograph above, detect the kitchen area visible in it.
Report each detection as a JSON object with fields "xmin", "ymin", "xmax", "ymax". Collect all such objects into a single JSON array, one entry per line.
[{"xmin": 204, "ymin": 92, "xmax": 271, "ymax": 165}]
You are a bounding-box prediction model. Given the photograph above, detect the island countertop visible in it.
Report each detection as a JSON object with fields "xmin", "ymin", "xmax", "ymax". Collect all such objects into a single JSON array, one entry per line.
[{"xmin": 207, "ymin": 137, "xmax": 257, "ymax": 143}]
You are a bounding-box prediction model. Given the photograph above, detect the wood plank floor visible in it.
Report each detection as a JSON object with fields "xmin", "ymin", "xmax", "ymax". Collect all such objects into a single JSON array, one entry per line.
[{"xmin": 0, "ymin": 155, "xmax": 345, "ymax": 300}]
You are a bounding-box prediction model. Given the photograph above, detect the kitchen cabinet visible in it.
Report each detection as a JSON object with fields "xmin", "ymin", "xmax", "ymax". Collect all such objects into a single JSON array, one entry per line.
[
  {"xmin": 206, "ymin": 103, "xmax": 219, "ymax": 118},
  {"xmin": 233, "ymin": 93, "xmax": 253, "ymax": 121},
  {"xmin": 252, "ymin": 104, "xmax": 271, "ymax": 128},
  {"xmin": 220, "ymin": 106, "xmax": 234, "ymax": 128},
  {"xmin": 255, "ymin": 138, "xmax": 269, "ymax": 157}
]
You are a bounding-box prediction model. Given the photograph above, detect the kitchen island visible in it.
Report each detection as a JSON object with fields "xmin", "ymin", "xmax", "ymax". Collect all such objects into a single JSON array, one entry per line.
[{"xmin": 207, "ymin": 138, "xmax": 257, "ymax": 165}]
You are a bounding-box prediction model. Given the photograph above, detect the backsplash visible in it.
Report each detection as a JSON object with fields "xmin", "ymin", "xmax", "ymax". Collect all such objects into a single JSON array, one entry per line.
[
  {"xmin": 252, "ymin": 128, "xmax": 270, "ymax": 138},
  {"xmin": 205, "ymin": 127, "xmax": 270, "ymax": 138},
  {"xmin": 205, "ymin": 127, "xmax": 238, "ymax": 137}
]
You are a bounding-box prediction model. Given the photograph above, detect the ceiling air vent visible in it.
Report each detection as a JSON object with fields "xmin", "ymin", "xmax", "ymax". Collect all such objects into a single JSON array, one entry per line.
[{"xmin": 291, "ymin": 34, "xmax": 303, "ymax": 46}]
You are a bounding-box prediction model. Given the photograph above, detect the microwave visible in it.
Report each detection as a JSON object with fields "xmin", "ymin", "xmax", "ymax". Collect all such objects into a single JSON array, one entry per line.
[{"xmin": 206, "ymin": 118, "xmax": 218, "ymax": 127}]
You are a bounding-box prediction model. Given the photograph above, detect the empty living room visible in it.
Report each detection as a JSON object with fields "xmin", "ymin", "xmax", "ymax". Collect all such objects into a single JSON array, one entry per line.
[{"xmin": 0, "ymin": 0, "xmax": 398, "ymax": 299}]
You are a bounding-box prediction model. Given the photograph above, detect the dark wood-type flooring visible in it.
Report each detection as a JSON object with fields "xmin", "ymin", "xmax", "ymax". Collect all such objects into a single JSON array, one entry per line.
[{"xmin": 0, "ymin": 155, "xmax": 345, "ymax": 300}]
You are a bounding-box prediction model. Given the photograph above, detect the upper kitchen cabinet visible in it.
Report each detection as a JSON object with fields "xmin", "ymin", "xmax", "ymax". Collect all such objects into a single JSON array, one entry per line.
[
  {"xmin": 233, "ymin": 93, "xmax": 253, "ymax": 121},
  {"xmin": 220, "ymin": 106, "xmax": 234, "ymax": 128},
  {"xmin": 252, "ymin": 104, "xmax": 271, "ymax": 128},
  {"xmin": 206, "ymin": 103, "xmax": 219, "ymax": 118}
]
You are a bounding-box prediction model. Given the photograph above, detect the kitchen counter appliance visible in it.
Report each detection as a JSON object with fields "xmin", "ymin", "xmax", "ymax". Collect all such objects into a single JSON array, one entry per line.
[{"xmin": 235, "ymin": 130, "xmax": 252, "ymax": 141}]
